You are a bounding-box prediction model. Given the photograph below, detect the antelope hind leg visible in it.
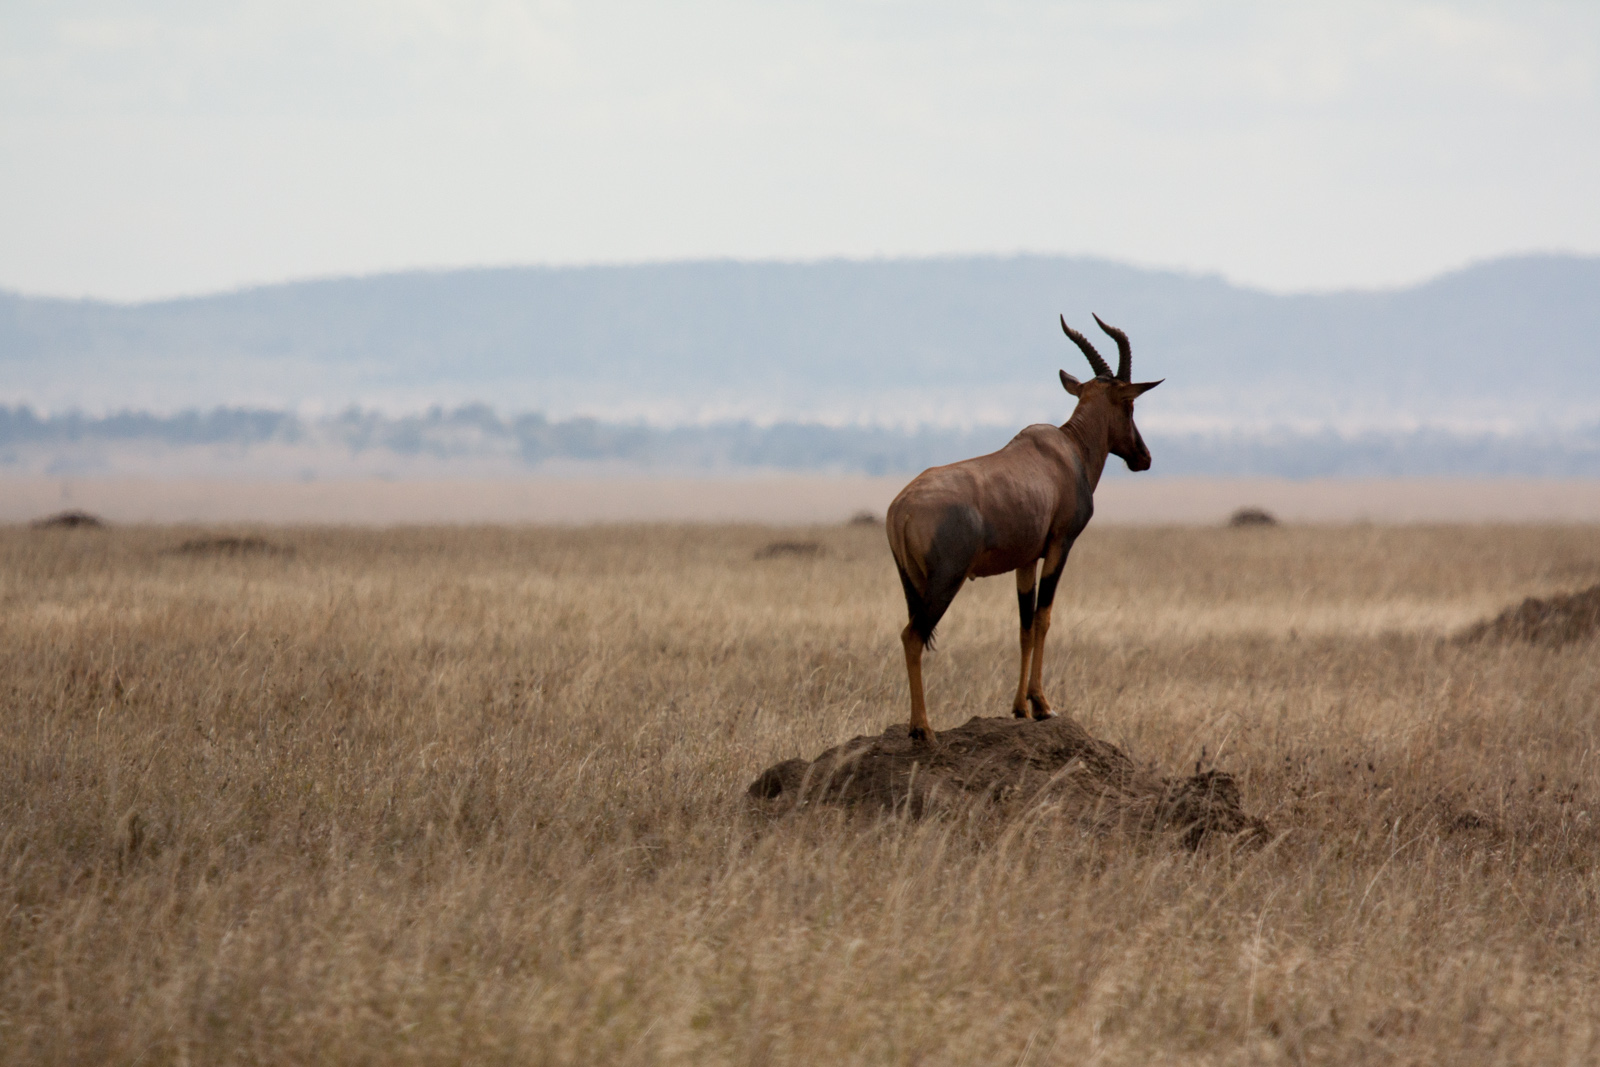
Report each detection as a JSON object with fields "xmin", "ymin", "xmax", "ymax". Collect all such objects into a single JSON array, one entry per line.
[{"xmin": 901, "ymin": 624, "xmax": 937, "ymax": 743}]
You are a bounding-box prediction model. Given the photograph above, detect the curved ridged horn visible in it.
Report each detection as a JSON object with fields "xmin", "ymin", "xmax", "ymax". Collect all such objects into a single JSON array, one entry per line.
[
  {"xmin": 1093, "ymin": 314, "xmax": 1132, "ymax": 381},
  {"xmin": 1060, "ymin": 315, "xmax": 1112, "ymax": 379}
]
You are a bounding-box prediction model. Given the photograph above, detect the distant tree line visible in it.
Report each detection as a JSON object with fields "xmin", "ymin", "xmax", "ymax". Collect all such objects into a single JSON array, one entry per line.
[
  {"xmin": 2, "ymin": 404, "xmax": 1598, "ymax": 478},
  {"xmin": 1144, "ymin": 428, "xmax": 1600, "ymax": 479},
  {"xmin": 0, "ymin": 405, "xmax": 298, "ymax": 446}
]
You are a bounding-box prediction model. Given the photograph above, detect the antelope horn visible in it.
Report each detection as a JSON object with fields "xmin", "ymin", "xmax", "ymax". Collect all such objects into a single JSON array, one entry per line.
[
  {"xmin": 1093, "ymin": 314, "xmax": 1132, "ymax": 381},
  {"xmin": 1060, "ymin": 315, "xmax": 1112, "ymax": 379}
]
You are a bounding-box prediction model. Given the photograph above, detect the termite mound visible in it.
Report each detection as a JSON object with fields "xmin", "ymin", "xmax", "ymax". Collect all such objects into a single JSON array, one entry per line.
[
  {"xmin": 1456, "ymin": 583, "xmax": 1600, "ymax": 648},
  {"xmin": 31, "ymin": 510, "xmax": 106, "ymax": 529},
  {"xmin": 748, "ymin": 714, "xmax": 1267, "ymax": 849},
  {"xmin": 167, "ymin": 535, "xmax": 293, "ymax": 558}
]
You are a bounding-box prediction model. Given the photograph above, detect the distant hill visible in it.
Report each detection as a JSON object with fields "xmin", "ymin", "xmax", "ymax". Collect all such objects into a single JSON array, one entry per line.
[{"xmin": 4, "ymin": 254, "xmax": 1598, "ymax": 434}]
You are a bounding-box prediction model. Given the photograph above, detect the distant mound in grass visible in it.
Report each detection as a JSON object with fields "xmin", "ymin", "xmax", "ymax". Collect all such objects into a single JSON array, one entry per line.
[
  {"xmin": 755, "ymin": 540, "xmax": 823, "ymax": 560},
  {"xmin": 1457, "ymin": 583, "xmax": 1600, "ymax": 647},
  {"xmin": 748, "ymin": 714, "xmax": 1267, "ymax": 848},
  {"xmin": 1228, "ymin": 507, "xmax": 1278, "ymax": 527},
  {"xmin": 31, "ymin": 510, "xmax": 106, "ymax": 529},
  {"xmin": 169, "ymin": 535, "xmax": 292, "ymax": 558}
]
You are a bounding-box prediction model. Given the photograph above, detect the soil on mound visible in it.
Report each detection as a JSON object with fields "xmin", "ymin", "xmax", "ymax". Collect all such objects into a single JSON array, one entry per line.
[
  {"xmin": 1456, "ymin": 583, "xmax": 1600, "ymax": 647},
  {"xmin": 748, "ymin": 714, "xmax": 1268, "ymax": 848}
]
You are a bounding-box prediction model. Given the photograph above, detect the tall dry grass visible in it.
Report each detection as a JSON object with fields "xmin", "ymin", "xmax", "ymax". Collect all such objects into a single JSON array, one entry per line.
[{"xmin": 2, "ymin": 521, "xmax": 1599, "ymax": 1064}]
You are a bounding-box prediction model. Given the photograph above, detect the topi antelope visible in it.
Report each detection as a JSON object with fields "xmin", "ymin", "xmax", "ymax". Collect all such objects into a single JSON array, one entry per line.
[{"xmin": 886, "ymin": 315, "xmax": 1162, "ymax": 742}]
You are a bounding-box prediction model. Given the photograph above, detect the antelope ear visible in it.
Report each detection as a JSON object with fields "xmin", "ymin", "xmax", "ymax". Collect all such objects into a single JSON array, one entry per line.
[
  {"xmin": 1059, "ymin": 369, "xmax": 1084, "ymax": 396},
  {"xmin": 1113, "ymin": 378, "xmax": 1163, "ymax": 399}
]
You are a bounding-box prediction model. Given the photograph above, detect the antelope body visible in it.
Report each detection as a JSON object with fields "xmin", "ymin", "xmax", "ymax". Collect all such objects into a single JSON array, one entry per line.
[{"xmin": 886, "ymin": 316, "xmax": 1162, "ymax": 741}]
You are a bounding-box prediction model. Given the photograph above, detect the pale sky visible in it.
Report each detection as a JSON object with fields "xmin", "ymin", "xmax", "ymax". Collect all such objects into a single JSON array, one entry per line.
[{"xmin": 3, "ymin": 0, "xmax": 1597, "ymax": 302}]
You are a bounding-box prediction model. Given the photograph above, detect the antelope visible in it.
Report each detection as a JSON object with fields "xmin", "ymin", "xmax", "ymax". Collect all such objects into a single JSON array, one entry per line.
[{"xmin": 886, "ymin": 315, "xmax": 1162, "ymax": 742}]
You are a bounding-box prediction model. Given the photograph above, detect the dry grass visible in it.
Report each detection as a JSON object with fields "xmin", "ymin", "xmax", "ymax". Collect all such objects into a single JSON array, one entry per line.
[{"xmin": 3, "ymin": 521, "xmax": 1600, "ymax": 1065}]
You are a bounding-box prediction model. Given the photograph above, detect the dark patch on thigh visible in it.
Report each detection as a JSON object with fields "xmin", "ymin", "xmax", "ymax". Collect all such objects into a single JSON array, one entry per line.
[{"xmin": 905, "ymin": 504, "xmax": 985, "ymax": 645}]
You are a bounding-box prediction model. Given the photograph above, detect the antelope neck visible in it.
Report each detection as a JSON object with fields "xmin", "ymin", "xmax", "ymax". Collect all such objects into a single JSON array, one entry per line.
[{"xmin": 1060, "ymin": 400, "xmax": 1112, "ymax": 490}]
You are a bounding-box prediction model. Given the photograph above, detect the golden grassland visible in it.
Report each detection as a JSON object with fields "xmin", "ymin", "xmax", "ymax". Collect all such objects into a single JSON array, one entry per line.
[
  {"xmin": 10, "ymin": 475, "xmax": 1600, "ymax": 525},
  {"xmin": 3, "ymin": 521, "xmax": 1600, "ymax": 1065}
]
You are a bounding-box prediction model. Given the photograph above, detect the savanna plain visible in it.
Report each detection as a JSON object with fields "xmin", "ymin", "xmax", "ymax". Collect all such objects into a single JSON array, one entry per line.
[{"xmin": 3, "ymin": 520, "xmax": 1599, "ymax": 1065}]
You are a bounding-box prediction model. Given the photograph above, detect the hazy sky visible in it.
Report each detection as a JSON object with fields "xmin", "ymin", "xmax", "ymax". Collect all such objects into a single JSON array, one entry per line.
[{"xmin": 3, "ymin": 0, "xmax": 1597, "ymax": 302}]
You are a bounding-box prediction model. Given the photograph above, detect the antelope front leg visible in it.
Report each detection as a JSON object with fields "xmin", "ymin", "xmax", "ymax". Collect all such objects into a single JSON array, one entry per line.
[
  {"xmin": 1026, "ymin": 547, "xmax": 1068, "ymax": 719},
  {"xmin": 1012, "ymin": 563, "xmax": 1038, "ymax": 718},
  {"xmin": 1026, "ymin": 604, "xmax": 1054, "ymax": 718},
  {"xmin": 901, "ymin": 624, "xmax": 936, "ymax": 743}
]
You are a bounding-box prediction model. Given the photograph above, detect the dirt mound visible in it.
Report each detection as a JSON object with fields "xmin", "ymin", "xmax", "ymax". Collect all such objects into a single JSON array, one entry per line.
[
  {"xmin": 169, "ymin": 535, "xmax": 292, "ymax": 558},
  {"xmin": 748, "ymin": 714, "xmax": 1267, "ymax": 848},
  {"xmin": 755, "ymin": 540, "xmax": 823, "ymax": 560},
  {"xmin": 1456, "ymin": 583, "xmax": 1600, "ymax": 647},
  {"xmin": 1228, "ymin": 507, "xmax": 1278, "ymax": 527},
  {"xmin": 31, "ymin": 510, "xmax": 106, "ymax": 529}
]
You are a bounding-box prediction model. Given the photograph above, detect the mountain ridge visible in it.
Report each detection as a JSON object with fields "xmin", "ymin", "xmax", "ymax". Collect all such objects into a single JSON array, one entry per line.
[{"xmin": 3, "ymin": 253, "xmax": 1597, "ymax": 432}]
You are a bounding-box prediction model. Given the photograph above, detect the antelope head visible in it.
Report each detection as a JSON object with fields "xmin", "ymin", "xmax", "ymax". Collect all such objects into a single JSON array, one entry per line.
[{"xmin": 1057, "ymin": 315, "xmax": 1163, "ymax": 471}]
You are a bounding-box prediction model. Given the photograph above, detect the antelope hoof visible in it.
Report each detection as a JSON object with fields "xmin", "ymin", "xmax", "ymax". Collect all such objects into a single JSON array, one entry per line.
[
  {"xmin": 1028, "ymin": 694, "xmax": 1054, "ymax": 720},
  {"xmin": 908, "ymin": 724, "xmax": 937, "ymax": 744},
  {"xmin": 1012, "ymin": 705, "xmax": 1030, "ymax": 719}
]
